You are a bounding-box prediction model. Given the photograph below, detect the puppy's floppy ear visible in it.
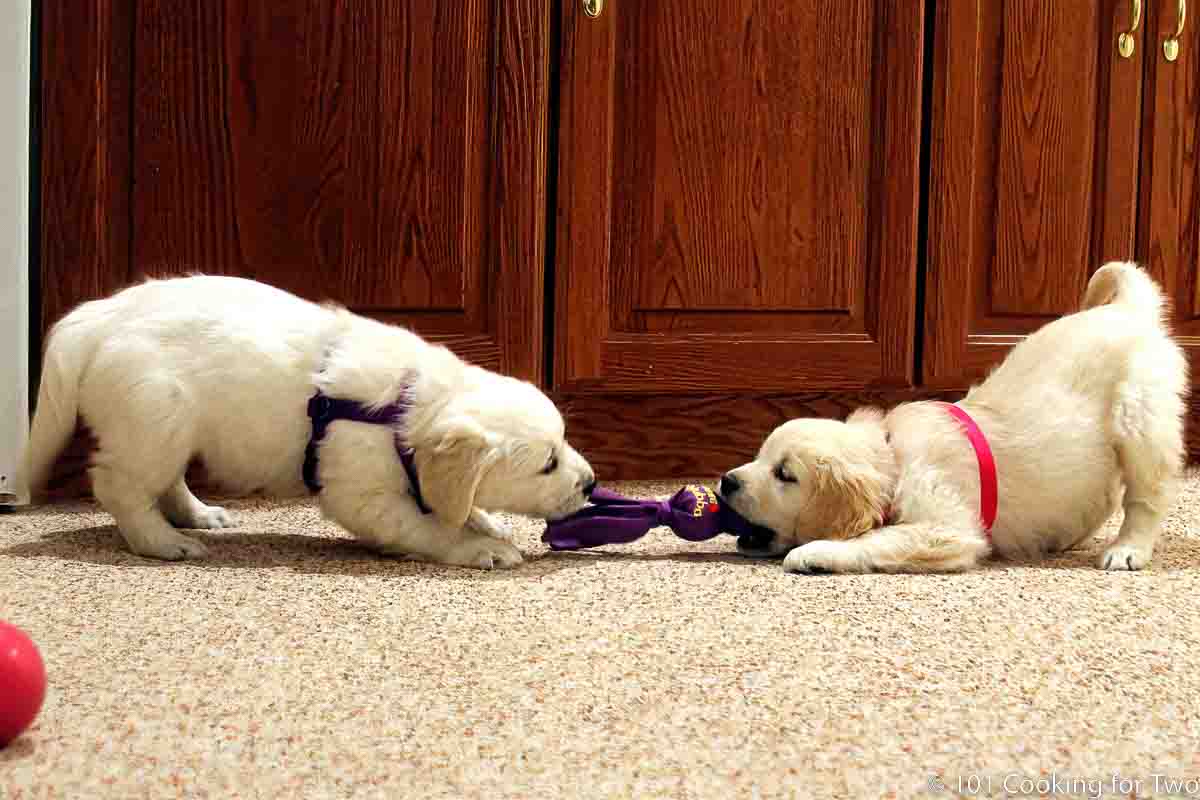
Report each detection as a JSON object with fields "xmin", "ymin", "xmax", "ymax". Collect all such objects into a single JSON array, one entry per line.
[
  {"xmin": 806, "ymin": 454, "xmax": 890, "ymax": 540},
  {"xmin": 413, "ymin": 416, "xmax": 498, "ymax": 529}
]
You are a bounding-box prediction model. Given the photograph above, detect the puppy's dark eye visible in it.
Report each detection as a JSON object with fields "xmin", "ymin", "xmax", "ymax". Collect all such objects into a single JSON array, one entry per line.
[
  {"xmin": 774, "ymin": 464, "xmax": 796, "ymax": 483},
  {"xmin": 541, "ymin": 455, "xmax": 559, "ymax": 475}
]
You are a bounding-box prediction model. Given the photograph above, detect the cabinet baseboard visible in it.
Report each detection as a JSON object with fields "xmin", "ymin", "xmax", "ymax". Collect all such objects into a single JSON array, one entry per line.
[{"xmin": 34, "ymin": 389, "xmax": 1200, "ymax": 498}]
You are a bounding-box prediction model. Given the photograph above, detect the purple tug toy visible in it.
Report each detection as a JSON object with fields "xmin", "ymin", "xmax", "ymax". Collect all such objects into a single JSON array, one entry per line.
[{"xmin": 542, "ymin": 484, "xmax": 775, "ymax": 551}]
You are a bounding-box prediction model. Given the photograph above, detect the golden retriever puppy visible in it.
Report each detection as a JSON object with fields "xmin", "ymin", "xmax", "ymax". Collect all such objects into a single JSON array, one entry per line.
[
  {"xmin": 721, "ymin": 262, "xmax": 1187, "ymax": 574},
  {"xmin": 21, "ymin": 276, "xmax": 594, "ymax": 569}
]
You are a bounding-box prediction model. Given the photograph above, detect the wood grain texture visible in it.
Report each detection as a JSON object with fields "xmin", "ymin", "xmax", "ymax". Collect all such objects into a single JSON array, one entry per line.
[
  {"xmin": 39, "ymin": 0, "xmax": 133, "ymax": 333},
  {"xmin": 924, "ymin": 0, "xmax": 1144, "ymax": 388},
  {"xmin": 133, "ymin": 0, "xmax": 478, "ymax": 307},
  {"xmin": 630, "ymin": 1, "xmax": 869, "ymax": 313},
  {"xmin": 339, "ymin": 2, "xmax": 481, "ymax": 312},
  {"xmin": 45, "ymin": 0, "xmax": 549, "ymax": 381},
  {"xmin": 1138, "ymin": 0, "xmax": 1199, "ymax": 346},
  {"xmin": 865, "ymin": 1, "xmax": 926, "ymax": 386},
  {"xmin": 555, "ymin": 0, "xmax": 924, "ymax": 393},
  {"xmin": 489, "ymin": 0, "xmax": 550, "ymax": 378},
  {"xmin": 134, "ymin": 0, "xmax": 243, "ymax": 275},
  {"xmin": 218, "ymin": 0, "xmax": 352, "ymax": 303},
  {"xmin": 991, "ymin": 1, "xmax": 1099, "ymax": 315},
  {"xmin": 1094, "ymin": 0, "xmax": 1146, "ymax": 290},
  {"xmin": 591, "ymin": 336, "xmax": 882, "ymax": 394},
  {"xmin": 552, "ymin": 0, "xmax": 615, "ymax": 384}
]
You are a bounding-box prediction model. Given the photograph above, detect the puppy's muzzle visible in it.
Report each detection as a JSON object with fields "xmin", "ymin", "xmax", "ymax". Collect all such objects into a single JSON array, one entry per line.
[{"xmin": 720, "ymin": 473, "xmax": 741, "ymax": 496}]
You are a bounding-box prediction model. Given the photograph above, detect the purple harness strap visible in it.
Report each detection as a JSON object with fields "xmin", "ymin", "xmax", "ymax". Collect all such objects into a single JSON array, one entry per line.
[{"xmin": 303, "ymin": 391, "xmax": 431, "ymax": 515}]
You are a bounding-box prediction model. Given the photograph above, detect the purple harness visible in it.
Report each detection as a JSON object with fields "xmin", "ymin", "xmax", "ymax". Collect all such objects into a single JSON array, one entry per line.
[{"xmin": 303, "ymin": 391, "xmax": 431, "ymax": 514}]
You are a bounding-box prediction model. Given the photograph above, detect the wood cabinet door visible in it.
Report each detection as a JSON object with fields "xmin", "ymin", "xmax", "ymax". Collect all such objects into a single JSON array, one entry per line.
[
  {"xmin": 924, "ymin": 1, "xmax": 1146, "ymax": 388},
  {"xmin": 40, "ymin": 0, "xmax": 549, "ymax": 383},
  {"xmin": 553, "ymin": 1, "xmax": 925, "ymax": 394},
  {"xmin": 1140, "ymin": 0, "xmax": 1200, "ymax": 386}
]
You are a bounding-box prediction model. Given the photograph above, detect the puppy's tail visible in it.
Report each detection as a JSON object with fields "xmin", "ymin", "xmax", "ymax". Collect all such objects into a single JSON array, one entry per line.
[
  {"xmin": 1082, "ymin": 261, "xmax": 1167, "ymax": 324},
  {"xmin": 20, "ymin": 303, "xmax": 106, "ymax": 500}
]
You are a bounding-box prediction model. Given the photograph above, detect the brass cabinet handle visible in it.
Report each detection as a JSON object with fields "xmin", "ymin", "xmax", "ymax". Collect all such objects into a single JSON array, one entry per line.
[
  {"xmin": 1119, "ymin": 0, "xmax": 1142, "ymax": 57},
  {"xmin": 1165, "ymin": 0, "xmax": 1186, "ymax": 61},
  {"xmin": 583, "ymin": 0, "xmax": 603, "ymax": 18}
]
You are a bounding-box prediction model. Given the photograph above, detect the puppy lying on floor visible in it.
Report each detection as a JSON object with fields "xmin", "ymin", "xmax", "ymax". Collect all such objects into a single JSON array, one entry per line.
[
  {"xmin": 721, "ymin": 262, "xmax": 1188, "ymax": 574},
  {"xmin": 21, "ymin": 276, "xmax": 595, "ymax": 569}
]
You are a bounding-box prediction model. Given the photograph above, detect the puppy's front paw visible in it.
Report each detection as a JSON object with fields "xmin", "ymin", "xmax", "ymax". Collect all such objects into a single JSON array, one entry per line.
[
  {"xmin": 1100, "ymin": 543, "xmax": 1152, "ymax": 571},
  {"xmin": 782, "ymin": 541, "xmax": 862, "ymax": 575},
  {"xmin": 447, "ymin": 538, "xmax": 524, "ymax": 570}
]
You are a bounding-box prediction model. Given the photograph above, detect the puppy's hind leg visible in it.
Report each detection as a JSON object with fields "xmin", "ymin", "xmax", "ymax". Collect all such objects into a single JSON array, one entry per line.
[
  {"xmin": 1102, "ymin": 357, "xmax": 1186, "ymax": 571},
  {"xmin": 783, "ymin": 522, "xmax": 990, "ymax": 575},
  {"xmin": 92, "ymin": 466, "xmax": 209, "ymax": 560},
  {"xmin": 87, "ymin": 371, "xmax": 208, "ymax": 560}
]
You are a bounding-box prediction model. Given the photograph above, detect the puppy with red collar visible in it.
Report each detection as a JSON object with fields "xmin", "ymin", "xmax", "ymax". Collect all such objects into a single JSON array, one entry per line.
[{"xmin": 720, "ymin": 262, "xmax": 1187, "ymax": 574}]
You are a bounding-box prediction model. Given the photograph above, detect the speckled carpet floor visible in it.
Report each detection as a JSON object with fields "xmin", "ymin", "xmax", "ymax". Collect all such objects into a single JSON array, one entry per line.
[{"xmin": 2, "ymin": 475, "xmax": 1200, "ymax": 799}]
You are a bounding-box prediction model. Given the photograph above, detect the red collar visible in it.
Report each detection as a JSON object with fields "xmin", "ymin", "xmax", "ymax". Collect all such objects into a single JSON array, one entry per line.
[
  {"xmin": 940, "ymin": 402, "xmax": 998, "ymax": 535},
  {"xmin": 881, "ymin": 403, "xmax": 998, "ymax": 537}
]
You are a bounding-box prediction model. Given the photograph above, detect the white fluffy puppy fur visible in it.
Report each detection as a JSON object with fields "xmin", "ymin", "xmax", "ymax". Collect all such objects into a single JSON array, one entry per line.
[
  {"xmin": 721, "ymin": 262, "xmax": 1188, "ymax": 574},
  {"xmin": 21, "ymin": 276, "xmax": 594, "ymax": 569}
]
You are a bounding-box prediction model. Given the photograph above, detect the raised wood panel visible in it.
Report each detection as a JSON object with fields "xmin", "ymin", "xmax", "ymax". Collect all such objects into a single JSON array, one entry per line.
[
  {"xmin": 555, "ymin": 0, "xmax": 924, "ymax": 393},
  {"xmin": 1139, "ymin": 0, "xmax": 1200, "ymax": 380},
  {"xmin": 42, "ymin": 0, "xmax": 548, "ymax": 380},
  {"xmin": 991, "ymin": 4, "xmax": 1099, "ymax": 317},
  {"xmin": 629, "ymin": 1, "xmax": 870, "ymax": 314},
  {"xmin": 924, "ymin": 0, "xmax": 1144, "ymax": 387},
  {"xmin": 134, "ymin": 2, "xmax": 486, "ymax": 312}
]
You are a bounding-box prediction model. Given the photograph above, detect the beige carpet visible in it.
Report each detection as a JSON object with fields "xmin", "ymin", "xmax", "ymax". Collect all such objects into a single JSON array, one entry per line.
[{"xmin": 2, "ymin": 475, "xmax": 1200, "ymax": 799}]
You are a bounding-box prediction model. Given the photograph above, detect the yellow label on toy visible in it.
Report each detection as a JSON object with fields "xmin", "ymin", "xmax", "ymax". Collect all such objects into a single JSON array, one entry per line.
[{"xmin": 686, "ymin": 484, "xmax": 718, "ymax": 517}]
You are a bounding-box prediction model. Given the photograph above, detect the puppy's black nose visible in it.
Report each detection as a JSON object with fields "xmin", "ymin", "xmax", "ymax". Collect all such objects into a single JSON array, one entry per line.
[
  {"xmin": 582, "ymin": 478, "xmax": 597, "ymax": 497},
  {"xmin": 720, "ymin": 473, "xmax": 741, "ymax": 496}
]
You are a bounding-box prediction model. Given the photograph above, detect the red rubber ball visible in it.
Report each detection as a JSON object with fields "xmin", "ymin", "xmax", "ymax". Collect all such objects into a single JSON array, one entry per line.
[{"xmin": 0, "ymin": 621, "xmax": 45, "ymax": 747}]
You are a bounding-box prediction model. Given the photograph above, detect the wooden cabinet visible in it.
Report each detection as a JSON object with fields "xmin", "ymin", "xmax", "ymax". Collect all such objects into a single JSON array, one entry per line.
[
  {"xmin": 554, "ymin": 0, "xmax": 924, "ymax": 393},
  {"xmin": 924, "ymin": 0, "xmax": 1145, "ymax": 387},
  {"xmin": 36, "ymin": 0, "xmax": 1200, "ymax": 487},
  {"xmin": 926, "ymin": 0, "xmax": 1199, "ymax": 399},
  {"xmin": 41, "ymin": 0, "xmax": 549, "ymax": 383}
]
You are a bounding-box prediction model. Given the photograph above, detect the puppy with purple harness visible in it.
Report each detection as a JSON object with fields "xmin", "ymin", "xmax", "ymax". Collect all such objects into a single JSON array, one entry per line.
[{"xmin": 22, "ymin": 276, "xmax": 595, "ymax": 569}]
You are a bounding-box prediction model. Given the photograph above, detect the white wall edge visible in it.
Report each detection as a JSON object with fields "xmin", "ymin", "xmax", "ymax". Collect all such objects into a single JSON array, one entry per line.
[{"xmin": 0, "ymin": 0, "xmax": 32, "ymax": 504}]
